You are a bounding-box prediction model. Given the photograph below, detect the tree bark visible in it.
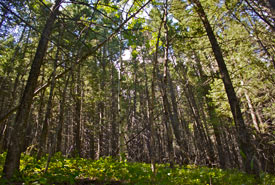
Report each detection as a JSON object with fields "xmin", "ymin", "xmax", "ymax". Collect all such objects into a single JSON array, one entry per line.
[
  {"xmin": 37, "ymin": 50, "xmax": 58, "ymax": 159},
  {"xmin": 191, "ymin": 0, "xmax": 260, "ymax": 174},
  {"xmin": 142, "ymin": 56, "xmax": 156, "ymax": 167},
  {"xmin": 56, "ymin": 74, "xmax": 70, "ymax": 153},
  {"xmin": 161, "ymin": 0, "xmax": 174, "ymax": 168},
  {"xmin": 74, "ymin": 64, "xmax": 82, "ymax": 157},
  {"xmin": 118, "ymin": 35, "xmax": 127, "ymax": 159},
  {"xmin": 194, "ymin": 51, "xmax": 226, "ymax": 168},
  {"xmin": 167, "ymin": 73, "xmax": 189, "ymax": 163},
  {"xmin": 2, "ymin": 0, "xmax": 62, "ymax": 179},
  {"xmin": 147, "ymin": 10, "xmax": 165, "ymax": 174},
  {"xmin": 243, "ymin": 86, "xmax": 260, "ymax": 132},
  {"xmin": 110, "ymin": 63, "xmax": 118, "ymax": 157}
]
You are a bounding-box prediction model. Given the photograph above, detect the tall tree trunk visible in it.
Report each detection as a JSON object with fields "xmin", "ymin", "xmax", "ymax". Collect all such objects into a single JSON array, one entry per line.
[
  {"xmin": 0, "ymin": 24, "xmax": 27, "ymax": 114},
  {"xmin": 2, "ymin": 0, "xmax": 62, "ymax": 179},
  {"xmin": 74, "ymin": 64, "xmax": 82, "ymax": 157},
  {"xmin": 241, "ymin": 80, "xmax": 260, "ymax": 132},
  {"xmin": 35, "ymin": 68, "xmax": 46, "ymax": 151},
  {"xmin": 178, "ymin": 64, "xmax": 210, "ymax": 164},
  {"xmin": 191, "ymin": 0, "xmax": 260, "ymax": 173},
  {"xmin": 194, "ymin": 51, "xmax": 226, "ymax": 168},
  {"xmin": 110, "ymin": 64, "xmax": 118, "ymax": 157},
  {"xmin": 118, "ymin": 36, "xmax": 126, "ymax": 159},
  {"xmin": 0, "ymin": 25, "xmax": 30, "ymax": 153},
  {"xmin": 90, "ymin": 123, "xmax": 95, "ymax": 160},
  {"xmin": 37, "ymin": 49, "xmax": 58, "ymax": 159},
  {"xmin": 142, "ymin": 57, "xmax": 155, "ymax": 166},
  {"xmin": 56, "ymin": 74, "xmax": 70, "ymax": 153},
  {"xmin": 167, "ymin": 73, "xmax": 189, "ymax": 163},
  {"xmin": 185, "ymin": 81, "xmax": 211, "ymax": 164},
  {"xmin": 159, "ymin": 1, "xmax": 174, "ymax": 167},
  {"xmin": 147, "ymin": 10, "xmax": 165, "ymax": 174}
]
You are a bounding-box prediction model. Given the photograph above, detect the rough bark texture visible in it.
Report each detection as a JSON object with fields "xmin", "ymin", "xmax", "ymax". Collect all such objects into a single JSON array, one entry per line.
[{"xmin": 2, "ymin": 0, "xmax": 62, "ymax": 179}]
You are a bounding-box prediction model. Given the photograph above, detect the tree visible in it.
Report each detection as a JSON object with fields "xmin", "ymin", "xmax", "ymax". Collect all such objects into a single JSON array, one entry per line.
[
  {"xmin": 2, "ymin": 0, "xmax": 62, "ymax": 179},
  {"xmin": 0, "ymin": 0, "xmax": 274, "ymax": 179},
  {"xmin": 191, "ymin": 0, "xmax": 260, "ymax": 174}
]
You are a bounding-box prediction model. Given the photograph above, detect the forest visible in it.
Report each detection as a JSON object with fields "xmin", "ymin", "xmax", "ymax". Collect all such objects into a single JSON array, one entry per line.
[{"xmin": 0, "ymin": 0, "xmax": 275, "ymax": 184}]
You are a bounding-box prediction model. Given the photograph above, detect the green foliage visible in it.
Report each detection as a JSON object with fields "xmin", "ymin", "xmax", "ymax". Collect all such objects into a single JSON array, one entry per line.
[{"xmin": 0, "ymin": 153, "xmax": 275, "ymax": 184}]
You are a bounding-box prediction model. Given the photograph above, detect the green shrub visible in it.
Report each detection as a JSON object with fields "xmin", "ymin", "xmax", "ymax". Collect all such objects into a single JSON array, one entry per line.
[{"xmin": 0, "ymin": 152, "xmax": 274, "ymax": 184}]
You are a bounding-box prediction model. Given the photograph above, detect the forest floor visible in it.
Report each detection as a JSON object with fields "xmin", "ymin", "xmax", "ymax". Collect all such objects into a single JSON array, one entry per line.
[
  {"xmin": 56, "ymin": 178, "xmax": 123, "ymax": 185},
  {"xmin": 0, "ymin": 153, "xmax": 274, "ymax": 184}
]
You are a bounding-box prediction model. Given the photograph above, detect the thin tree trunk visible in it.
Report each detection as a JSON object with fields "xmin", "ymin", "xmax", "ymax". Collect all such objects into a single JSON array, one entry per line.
[
  {"xmin": 74, "ymin": 64, "xmax": 82, "ymax": 157},
  {"xmin": 185, "ymin": 82, "xmax": 210, "ymax": 163},
  {"xmin": 0, "ymin": 24, "xmax": 27, "ymax": 113},
  {"xmin": 194, "ymin": 50, "xmax": 225, "ymax": 167},
  {"xmin": 90, "ymin": 123, "xmax": 95, "ymax": 160},
  {"xmin": 167, "ymin": 73, "xmax": 189, "ymax": 162},
  {"xmin": 37, "ymin": 49, "xmax": 58, "ymax": 159},
  {"xmin": 56, "ymin": 74, "xmax": 70, "ymax": 153},
  {"xmin": 244, "ymin": 90, "xmax": 260, "ymax": 132},
  {"xmin": 111, "ymin": 64, "xmax": 118, "ymax": 157},
  {"xmin": 118, "ymin": 36, "xmax": 126, "ymax": 159},
  {"xmin": 35, "ymin": 68, "xmax": 46, "ymax": 151},
  {"xmin": 0, "ymin": 25, "xmax": 30, "ymax": 153},
  {"xmin": 142, "ymin": 58, "xmax": 155, "ymax": 165},
  {"xmin": 147, "ymin": 11, "xmax": 165, "ymax": 174},
  {"xmin": 157, "ymin": 0, "xmax": 175, "ymax": 168}
]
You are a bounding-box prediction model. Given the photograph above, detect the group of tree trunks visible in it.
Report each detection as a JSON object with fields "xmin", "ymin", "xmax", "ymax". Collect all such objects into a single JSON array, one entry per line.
[{"xmin": 0, "ymin": 0, "xmax": 274, "ymax": 180}]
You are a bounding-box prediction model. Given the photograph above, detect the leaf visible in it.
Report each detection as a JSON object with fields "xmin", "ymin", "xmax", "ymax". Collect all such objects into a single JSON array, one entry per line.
[{"xmin": 239, "ymin": 149, "xmax": 246, "ymax": 160}]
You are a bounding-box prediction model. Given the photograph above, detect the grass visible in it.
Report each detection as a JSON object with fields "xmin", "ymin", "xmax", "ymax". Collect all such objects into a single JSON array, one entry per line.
[{"xmin": 0, "ymin": 152, "xmax": 274, "ymax": 184}]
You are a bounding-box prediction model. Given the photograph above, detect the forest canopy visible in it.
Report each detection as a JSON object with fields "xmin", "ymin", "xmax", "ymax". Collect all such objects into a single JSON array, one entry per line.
[{"xmin": 0, "ymin": 0, "xmax": 274, "ymax": 182}]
